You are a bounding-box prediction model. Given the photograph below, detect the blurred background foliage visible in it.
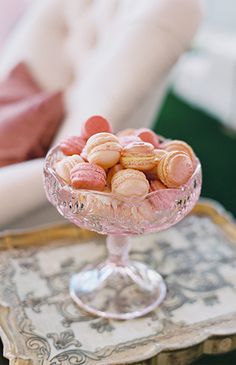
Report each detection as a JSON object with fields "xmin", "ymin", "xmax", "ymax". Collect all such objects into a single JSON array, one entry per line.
[{"xmin": 155, "ymin": 91, "xmax": 236, "ymax": 217}]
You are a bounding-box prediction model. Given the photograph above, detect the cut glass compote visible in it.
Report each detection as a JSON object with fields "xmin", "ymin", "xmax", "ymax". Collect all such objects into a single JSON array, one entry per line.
[{"xmin": 44, "ymin": 146, "xmax": 202, "ymax": 319}]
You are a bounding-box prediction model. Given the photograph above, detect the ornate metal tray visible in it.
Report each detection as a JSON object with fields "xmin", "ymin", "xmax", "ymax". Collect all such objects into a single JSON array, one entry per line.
[{"xmin": 0, "ymin": 200, "xmax": 236, "ymax": 365}]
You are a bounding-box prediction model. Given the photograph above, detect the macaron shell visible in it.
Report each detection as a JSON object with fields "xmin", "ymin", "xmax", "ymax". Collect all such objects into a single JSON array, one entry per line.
[
  {"xmin": 55, "ymin": 155, "xmax": 83, "ymax": 183},
  {"xmin": 86, "ymin": 133, "xmax": 122, "ymax": 168},
  {"xmin": 107, "ymin": 164, "xmax": 123, "ymax": 187},
  {"xmin": 121, "ymin": 141, "xmax": 154, "ymax": 155},
  {"xmin": 162, "ymin": 140, "xmax": 195, "ymax": 163},
  {"xmin": 111, "ymin": 169, "xmax": 150, "ymax": 196},
  {"xmin": 120, "ymin": 141, "xmax": 156, "ymax": 171},
  {"xmin": 158, "ymin": 151, "xmax": 194, "ymax": 188},
  {"xmin": 60, "ymin": 136, "xmax": 86, "ymax": 156},
  {"xmin": 136, "ymin": 128, "xmax": 160, "ymax": 148},
  {"xmin": 88, "ymin": 149, "xmax": 121, "ymax": 169},
  {"xmin": 71, "ymin": 162, "xmax": 106, "ymax": 178},
  {"xmin": 167, "ymin": 154, "xmax": 194, "ymax": 187},
  {"xmin": 121, "ymin": 155, "xmax": 156, "ymax": 171},
  {"xmin": 71, "ymin": 174, "xmax": 105, "ymax": 190},
  {"xmin": 80, "ymin": 147, "xmax": 88, "ymax": 161},
  {"xmin": 86, "ymin": 132, "xmax": 120, "ymax": 153},
  {"xmin": 145, "ymin": 150, "xmax": 167, "ymax": 179},
  {"xmin": 70, "ymin": 162, "xmax": 106, "ymax": 190},
  {"xmin": 154, "ymin": 149, "xmax": 168, "ymax": 163},
  {"xmin": 89, "ymin": 141, "xmax": 122, "ymax": 153},
  {"xmin": 157, "ymin": 155, "xmax": 166, "ymax": 185},
  {"xmin": 81, "ymin": 116, "xmax": 112, "ymax": 140},
  {"xmin": 114, "ymin": 179, "xmax": 146, "ymax": 196}
]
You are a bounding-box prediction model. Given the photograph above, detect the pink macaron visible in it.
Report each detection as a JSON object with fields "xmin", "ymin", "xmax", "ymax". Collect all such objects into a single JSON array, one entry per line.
[
  {"xmin": 135, "ymin": 128, "xmax": 160, "ymax": 148},
  {"xmin": 60, "ymin": 136, "xmax": 86, "ymax": 156},
  {"xmin": 70, "ymin": 162, "xmax": 106, "ymax": 191},
  {"xmin": 157, "ymin": 151, "xmax": 194, "ymax": 188},
  {"xmin": 81, "ymin": 115, "xmax": 112, "ymax": 140}
]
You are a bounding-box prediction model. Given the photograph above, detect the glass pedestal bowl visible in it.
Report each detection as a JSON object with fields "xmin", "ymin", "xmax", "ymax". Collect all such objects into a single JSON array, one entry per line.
[{"xmin": 44, "ymin": 146, "xmax": 202, "ymax": 319}]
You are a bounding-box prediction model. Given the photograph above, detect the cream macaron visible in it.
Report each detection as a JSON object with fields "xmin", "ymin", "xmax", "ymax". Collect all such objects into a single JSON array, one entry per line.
[
  {"xmin": 55, "ymin": 154, "xmax": 84, "ymax": 183},
  {"xmin": 86, "ymin": 132, "xmax": 122, "ymax": 169},
  {"xmin": 111, "ymin": 169, "xmax": 150, "ymax": 197},
  {"xmin": 161, "ymin": 140, "xmax": 196, "ymax": 163},
  {"xmin": 120, "ymin": 141, "xmax": 156, "ymax": 171}
]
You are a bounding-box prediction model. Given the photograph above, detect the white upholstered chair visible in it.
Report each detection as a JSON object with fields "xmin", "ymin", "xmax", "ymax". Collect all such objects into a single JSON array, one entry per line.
[{"xmin": 0, "ymin": 0, "xmax": 202, "ymax": 227}]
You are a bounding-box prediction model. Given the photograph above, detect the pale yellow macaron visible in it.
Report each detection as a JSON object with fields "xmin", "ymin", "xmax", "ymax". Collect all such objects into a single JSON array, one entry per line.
[{"xmin": 120, "ymin": 141, "xmax": 156, "ymax": 171}]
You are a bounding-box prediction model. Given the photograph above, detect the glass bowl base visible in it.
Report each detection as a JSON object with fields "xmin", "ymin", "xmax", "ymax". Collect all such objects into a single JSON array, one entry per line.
[{"xmin": 70, "ymin": 261, "xmax": 166, "ymax": 320}]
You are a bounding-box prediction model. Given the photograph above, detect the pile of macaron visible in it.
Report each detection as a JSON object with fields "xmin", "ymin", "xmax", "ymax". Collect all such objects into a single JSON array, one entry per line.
[{"xmin": 54, "ymin": 115, "xmax": 197, "ymax": 198}]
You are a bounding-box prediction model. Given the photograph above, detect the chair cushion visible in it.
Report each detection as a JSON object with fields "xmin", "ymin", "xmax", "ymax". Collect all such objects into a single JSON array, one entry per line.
[
  {"xmin": 0, "ymin": 62, "xmax": 41, "ymax": 104},
  {"xmin": 0, "ymin": 62, "xmax": 64, "ymax": 167}
]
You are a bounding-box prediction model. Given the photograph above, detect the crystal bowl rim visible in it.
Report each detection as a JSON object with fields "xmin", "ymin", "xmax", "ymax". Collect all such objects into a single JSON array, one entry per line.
[{"xmin": 44, "ymin": 145, "xmax": 202, "ymax": 202}]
